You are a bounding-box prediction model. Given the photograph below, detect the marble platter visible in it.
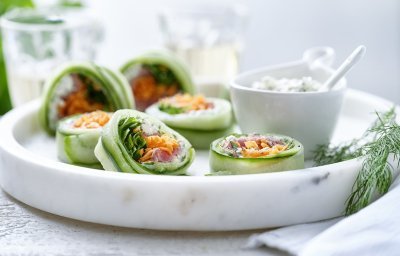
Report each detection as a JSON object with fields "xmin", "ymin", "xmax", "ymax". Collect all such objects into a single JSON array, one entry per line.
[{"xmin": 0, "ymin": 89, "xmax": 398, "ymax": 231}]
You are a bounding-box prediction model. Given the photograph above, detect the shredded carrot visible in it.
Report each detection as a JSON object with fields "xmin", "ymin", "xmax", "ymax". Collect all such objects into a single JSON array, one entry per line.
[
  {"xmin": 132, "ymin": 74, "xmax": 179, "ymax": 111},
  {"xmin": 144, "ymin": 134, "xmax": 179, "ymax": 155},
  {"xmin": 57, "ymin": 74, "xmax": 105, "ymax": 118},
  {"xmin": 138, "ymin": 134, "xmax": 179, "ymax": 162},
  {"xmin": 133, "ymin": 75, "xmax": 157, "ymax": 102},
  {"xmin": 160, "ymin": 94, "xmax": 214, "ymax": 112},
  {"xmin": 241, "ymin": 140, "xmax": 287, "ymax": 158},
  {"xmin": 139, "ymin": 148, "xmax": 154, "ymax": 162},
  {"xmin": 244, "ymin": 141, "xmax": 259, "ymax": 150},
  {"xmin": 73, "ymin": 110, "xmax": 110, "ymax": 129}
]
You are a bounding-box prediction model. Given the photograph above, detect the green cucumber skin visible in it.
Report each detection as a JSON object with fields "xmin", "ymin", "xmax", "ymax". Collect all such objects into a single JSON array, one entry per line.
[
  {"xmin": 39, "ymin": 62, "xmax": 134, "ymax": 135},
  {"xmin": 209, "ymin": 135, "xmax": 305, "ymax": 175},
  {"xmin": 172, "ymin": 125, "xmax": 235, "ymax": 150},
  {"xmin": 95, "ymin": 109, "xmax": 195, "ymax": 175},
  {"xmin": 146, "ymin": 97, "xmax": 233, "ymax": 131},
  {"xmin": 94, "ymin": 137, "xmax": 120, "ymax": 172},
  {"xmin": 96, "ymin": 66, "xmax": 135, "ymax": 110},
  {"xmin": 120, "ymin": 50, "xmax": 195, "ymax": 95},
  {"xmin": 209, "ymin": 149, "xmax": 304, "ymax": 175},
  {"xmin": 56, "ymin": 131, "xmax": 102, "ymax": 168}
]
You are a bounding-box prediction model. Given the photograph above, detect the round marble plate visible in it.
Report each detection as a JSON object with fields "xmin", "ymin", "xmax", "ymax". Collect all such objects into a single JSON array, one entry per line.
[{"xmin": 0, "ymin": 89, "xmax": 397, "ymax": 231}]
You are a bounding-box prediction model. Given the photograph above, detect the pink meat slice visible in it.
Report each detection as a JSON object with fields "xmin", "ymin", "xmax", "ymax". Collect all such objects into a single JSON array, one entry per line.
[
  {"xmin": 152, "ymin": 149, "xmax": 172, "ymax": 162},
  {"xmin": 151, "ymin": 146, "xmax": 181, "ymax": 163}
]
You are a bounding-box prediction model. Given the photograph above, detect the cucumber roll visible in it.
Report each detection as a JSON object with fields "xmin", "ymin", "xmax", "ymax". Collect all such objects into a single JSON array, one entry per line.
[
  {"xmin": 56, "ymin": 111, "xmax": 111, "ymax": 168},
  {"xmin": 94, "ymin": 109, "xmax": 195, "ymax": 175},
  {"xmin": 210, "ymin": 134, "xmax": 304, "ymax": 175},
  {"xmin": 39, "ymin": 62, "xmax": 134, "ymax": 135},
  {"xmin": 120, "ymin": 51, "xmax": 195, "ymax": 111},
  {"xmin": 146, "ymin": 94, "xmax": 234, "ymax": 149}
]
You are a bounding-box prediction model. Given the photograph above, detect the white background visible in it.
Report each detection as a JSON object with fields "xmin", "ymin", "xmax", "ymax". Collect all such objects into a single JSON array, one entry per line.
[{"xmin": 40, "ymin": 0, "xmax": 400, "ymax": 104}]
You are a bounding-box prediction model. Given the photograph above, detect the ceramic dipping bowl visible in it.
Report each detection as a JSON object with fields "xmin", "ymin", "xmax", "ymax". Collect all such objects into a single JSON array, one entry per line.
[{"xmin": 230, "ymin": 47, "xmax": 347, "ymax": 159}]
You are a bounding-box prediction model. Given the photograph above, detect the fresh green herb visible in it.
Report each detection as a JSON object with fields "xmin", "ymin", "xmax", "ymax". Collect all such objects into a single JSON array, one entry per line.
[
  {"xmin": 314, "ymin": 107, "xmax": 400, "ymax": 214},
  {"xmin": 144, "ymin": 64, "xmax": 178, "ymax": 86},
  {"xmin": 158, "ymin": 103, "xmax": 186, "ymax": 115},
  {"xmin": 119, "ymin": 117, "xmax": 147, "ymax": 161},
  {"xmin": 283, "ymin": 139, "xmax": 295, "ymax": 151},
  {"xmin": 230, "ymin": 141, "xmax": 239, "ymax": 150},
  {"xmin": 346, "ymin": 112, "xmax": 400, "ymax": 214},
  {"xmin": 314, "ymin": 139, "xmax": 362, "ymax": 166},
  {"xmin": 80, "ymin": 74, "xmax": 108, "ymax": 105}
]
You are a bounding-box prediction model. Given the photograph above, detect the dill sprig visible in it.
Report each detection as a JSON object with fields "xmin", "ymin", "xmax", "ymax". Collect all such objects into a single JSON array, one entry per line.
[
  {"xmin": 313, "ymin": 107, "xmax": 400, "ymax": 214},
  {"xmin": 314, "ymin": 108, "xmax": 396, "ymax": 165},
  {"xmin": 313, "ymin": 139, "xmax": 361, "ymax": 166}
]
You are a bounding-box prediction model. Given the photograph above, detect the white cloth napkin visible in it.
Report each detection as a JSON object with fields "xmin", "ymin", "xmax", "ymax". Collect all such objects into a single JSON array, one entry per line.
[{"xmin": 246, "ymin": 176, "xmax": 400, "ymax": 256}]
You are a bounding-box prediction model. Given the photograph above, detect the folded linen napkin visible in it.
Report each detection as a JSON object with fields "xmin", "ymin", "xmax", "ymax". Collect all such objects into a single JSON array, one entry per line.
[{"xmin": 247, "ymin": 176, "xmax": 400, "ymax": 256}]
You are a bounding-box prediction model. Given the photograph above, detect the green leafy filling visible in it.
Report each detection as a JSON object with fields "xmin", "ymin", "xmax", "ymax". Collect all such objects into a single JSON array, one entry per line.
[
  {"xmin": 158, "ymin": 103, "xmax": 187, "ymax": 115},
  {"xmin": 78, "ymin": 74, "xmax": 108, "ymax": 107},
  {"xmin": 143, "ymin": 64, "xmax": 178, "ymax": 86},
  {"xmin": 119, "ymin": 117, "xmax": 147, "ymax": 161}
]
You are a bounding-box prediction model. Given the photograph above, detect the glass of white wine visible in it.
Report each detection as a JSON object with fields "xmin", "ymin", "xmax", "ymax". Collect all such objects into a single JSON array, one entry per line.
[
  {"xmin": 0, "ymin": 7, "xmax": 103, "ymax": 107},
  {"xmin": 158, "ymin": 3, "xmax": 248, "ymax": 98}
]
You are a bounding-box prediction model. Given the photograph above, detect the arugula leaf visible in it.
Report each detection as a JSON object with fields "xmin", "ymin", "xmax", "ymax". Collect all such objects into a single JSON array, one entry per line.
[{"xmin": 119, "ymin": 117, "xmax": 147, "ymax": 161}]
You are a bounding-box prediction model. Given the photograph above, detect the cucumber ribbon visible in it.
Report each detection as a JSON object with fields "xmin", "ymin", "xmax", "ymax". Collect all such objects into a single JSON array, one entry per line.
[
  {"xmin": 95, "ymin": 109, "xmax": 195, "ymax": 175},
  {"xmin": 146, "ymin": 97, "xmax": 233, "ymax": 149},
  {"xmin": 39, "ymin": 61, "xmax": 134, "ymax": 135},
  {"xmin": 120, "ymin": 50, "xmax": 195, "ymax": 111},
  {"xmin": 56, "ymin": 113, "xmax": 109, "ymax": 168},
  {"xmin": 210, "ymin": 134, "xmax": 304, "ymax": 175}
]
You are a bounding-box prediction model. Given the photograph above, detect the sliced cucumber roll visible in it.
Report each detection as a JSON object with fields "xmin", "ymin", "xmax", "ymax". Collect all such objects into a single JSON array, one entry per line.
[
  {"xmin": 56, "ymin": 111, "xmax": 112, "ymax": 168},
  {"xmin": 146, "ymin": 94, "xmax": 233, "ymax": 149},
  {"xmin": 39, "ymin": 61, "xmax": 134, "ymax": 135},
  {"xmin": 210, "ymin": 133, "xmax": 304, "ymax": 175},
  {"xmin": 95, "ymin": 109, "xmax": 195, "ymax": 175},
  {"xmin": 120, "ymin": 50, "xmax": 195, "ymax": 111}
]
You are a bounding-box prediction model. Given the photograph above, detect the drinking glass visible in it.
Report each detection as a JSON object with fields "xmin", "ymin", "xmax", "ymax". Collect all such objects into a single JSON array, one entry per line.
[
  {"xmin": 158, "ymin": 4, "xmax": 247, "ymax": 98},
  {"xmin": 1, "ymin": 7, "xmax": 103, "ymax": 107}
]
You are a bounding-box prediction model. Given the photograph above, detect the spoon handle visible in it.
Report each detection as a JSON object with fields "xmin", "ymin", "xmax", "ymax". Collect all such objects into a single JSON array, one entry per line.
[{"xmin": 322, "ymin": 45, "xmax": 366, "ymax": 91}]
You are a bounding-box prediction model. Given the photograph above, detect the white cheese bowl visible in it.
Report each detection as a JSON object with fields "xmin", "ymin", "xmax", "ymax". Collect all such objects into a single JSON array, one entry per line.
[{"xmin": 230, "ymin": 47, "xmax": 347, "ymax": 158}]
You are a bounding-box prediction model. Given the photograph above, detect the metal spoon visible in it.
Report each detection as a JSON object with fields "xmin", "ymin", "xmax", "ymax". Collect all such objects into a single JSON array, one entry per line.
[{"xmin": 320, "ymin": 45, "xmax": 366, "ymax": 91}]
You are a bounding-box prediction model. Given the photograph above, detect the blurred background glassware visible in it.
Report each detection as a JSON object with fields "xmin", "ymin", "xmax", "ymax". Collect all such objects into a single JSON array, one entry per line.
[
  {"xmin": 158, "ymin": 3, "xmax": 248, "ymax": 98},
  {"xmin": 0, "ymin": 6, "xmax": 103, "ymax": 107},
  {"xmin": 0, "ymin": 0, "xmax": 35, "ymax": 115}
]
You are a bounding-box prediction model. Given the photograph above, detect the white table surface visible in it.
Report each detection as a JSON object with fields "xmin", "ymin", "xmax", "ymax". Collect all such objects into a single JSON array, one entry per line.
[{"xmin": 0, "ymin": 187, "xmax": 288, "ymax": 256}]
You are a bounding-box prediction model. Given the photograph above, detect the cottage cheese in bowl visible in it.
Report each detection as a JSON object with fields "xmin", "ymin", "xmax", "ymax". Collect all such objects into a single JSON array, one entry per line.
[{"xmin": 252, "ymin": 76, "xmax": 322, "ymax": 92}]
